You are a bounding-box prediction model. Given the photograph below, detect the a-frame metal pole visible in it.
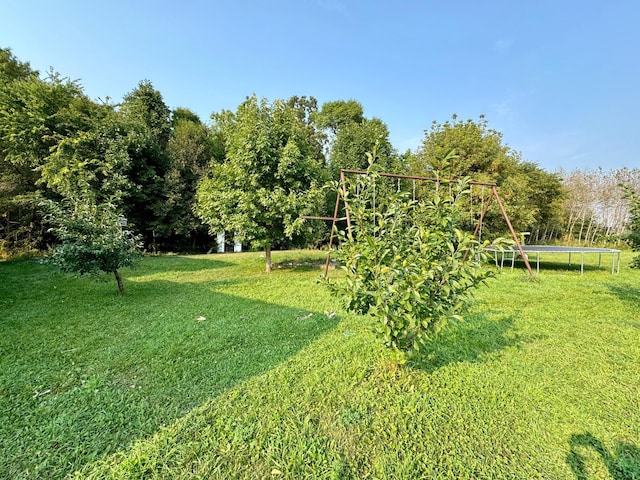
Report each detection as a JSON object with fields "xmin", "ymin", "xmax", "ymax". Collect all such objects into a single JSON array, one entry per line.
[
  {"xmin": 341, "ymin": 170, "xmax": 353, "ymax": 238},
  {"xmin": 472, "ymin": 192, "xmax": 493, "ymax": 238},
  {"xmin": 492, "ymin": 186, "xmax": 535, "ymax": 278},
  {"xmin": 323, "ymin": 175, "xmax": 344, "ymax": 278}
]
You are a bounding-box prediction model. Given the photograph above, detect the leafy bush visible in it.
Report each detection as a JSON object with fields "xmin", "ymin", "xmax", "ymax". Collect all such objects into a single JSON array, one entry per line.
[
  {"xmin": 326, "ymin": 163, "xmax": 494, "ymax": 358},
  {"xmin": 43, "ymin": 199, "xmax": 142, "ymax": 293}
]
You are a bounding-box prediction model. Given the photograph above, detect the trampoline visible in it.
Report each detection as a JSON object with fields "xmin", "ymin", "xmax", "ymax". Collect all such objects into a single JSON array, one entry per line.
[{"xmin": 484, "ymin": 245, "xmax": 621, "ymax": 275}]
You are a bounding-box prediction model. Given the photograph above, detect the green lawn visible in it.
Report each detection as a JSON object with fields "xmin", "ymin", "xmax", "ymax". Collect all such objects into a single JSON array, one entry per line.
[{"xmin": 1, "ymin": 250, "xmax": 639, "ymax": 479}]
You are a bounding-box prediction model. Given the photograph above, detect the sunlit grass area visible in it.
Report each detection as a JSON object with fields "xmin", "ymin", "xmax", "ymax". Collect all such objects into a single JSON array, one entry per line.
[{"xmin": 1, "ymin": 250, "xmax": 639, "ymax": 479}]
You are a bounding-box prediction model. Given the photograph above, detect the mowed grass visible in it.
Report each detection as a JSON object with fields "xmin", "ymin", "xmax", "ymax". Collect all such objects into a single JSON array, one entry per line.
[{"xmin": 1, "ymin": 250, "xmax": 639, "ymax": 479}]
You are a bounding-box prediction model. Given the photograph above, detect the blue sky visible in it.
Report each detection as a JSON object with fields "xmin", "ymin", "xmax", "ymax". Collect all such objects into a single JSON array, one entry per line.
[{"xmin": 2, "ymin": 0, "xmax": 639, "ymax": 172}]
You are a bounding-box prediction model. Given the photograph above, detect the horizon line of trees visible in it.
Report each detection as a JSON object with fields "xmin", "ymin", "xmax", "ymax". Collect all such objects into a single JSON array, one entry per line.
[{"xmin": 1, "ymin": 47, "xmax": 639, "ymax": 262}]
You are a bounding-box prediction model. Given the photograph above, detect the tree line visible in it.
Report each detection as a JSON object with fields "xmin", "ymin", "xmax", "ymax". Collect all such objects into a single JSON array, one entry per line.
[{"xmin": 1, "ymin": 47, "xmax": 638, "ymax": 264}]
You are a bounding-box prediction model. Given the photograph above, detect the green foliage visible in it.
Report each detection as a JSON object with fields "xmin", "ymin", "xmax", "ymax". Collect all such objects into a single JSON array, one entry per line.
[
  {"xmin": 0, "ymin": 61, "xmax": 94, "ymax": 252},
  {"xmin": 159, "ymin": 116, "xmax": 213, "ymax": 244},
  {"xmin": 43, "ymin": 199, "xmax": 142, "ymax": 293},
  {"xmin": 40, "ymin": 104, "xmax": 131, "ymax": 203},
  {"xmin": 315, "ymin": 99, "xmax": 400, "ymax": 179},
  {"xmin": 622, "ymin": 184, "xmax": 640, "ymax": 268},
  {"xmin": 327, "ymin": 162, "xmax": 493, "ymax": 355},
  {"xmin": 119, "ymin": 80, "xmax": 173, "ymax": 248},
  {"xmin": 312, "ymin": 99, "xmax": 364, "ymax": 135},
  {"xmin": 329, "ymin": 117, "xmax": 399, "ymax": 175},
  {"xmin": 411, "ymin": 115, "xmax": 564, "ymax": 237},
  {"xmin": 0, "ymin": 47, "xmax": 36, "ymax": 83}
]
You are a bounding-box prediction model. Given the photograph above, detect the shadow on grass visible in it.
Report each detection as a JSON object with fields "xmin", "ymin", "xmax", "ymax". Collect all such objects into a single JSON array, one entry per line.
[
  {"xmin": 272, "ymin": 254, "xmax": 330, "ymax": 272},
  {"xmin": 567, "ymin": 432, "xmax": 640, "ymax": 480},
  {"xmin": 505, "ymin": 259, "xmax": 604, "ymax": 274},
  {"xmin": 0, "ymin": 270, "xmax": 340, "ymax": 479},
  {"xmin": 606, "ymin": 283, "xmax": 640, "ymax": 330},
  {"xmin": 408, "ymin": 313, "xmax": 529, "ymax": 373},
  {"xmin": 607, "ymin": 283, "xmax": 640, "ymax": 307},
  {"xmin": 127, "ymin": 254, "xmax": 236, "ymax": 276}
]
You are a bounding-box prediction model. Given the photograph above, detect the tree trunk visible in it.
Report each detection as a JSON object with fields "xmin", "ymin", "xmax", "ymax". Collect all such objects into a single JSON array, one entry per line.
[
  {"xmin": 114, "ymin": 270, "xmax": 125, "ymax": 294},
  {"xmin": 264, "ymin": 245, "xmax": 272, "ymax": 272}
]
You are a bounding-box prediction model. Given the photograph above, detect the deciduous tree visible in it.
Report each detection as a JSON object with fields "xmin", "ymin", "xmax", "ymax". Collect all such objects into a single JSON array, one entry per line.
[
  {"xmin": 411, "ymin": 115, "xmax": 563, "ymax": 238},
  {"xmin": 160, "ymin": 110, "xmax": 214, "ymax": 251},
  {"xmin": 119, "ymin": 80, "xmax": 172, "ymax": 251},
  {"xmin": 326, "ymin": 158, "xmax": 494, "ymax": 361},
  {"xmin": 43, "ymin": 199, "xmax": 142, "ymax": 294},
  {"xmin": 196, "ymin": 95, "xmax": 324, "ymax": 271}
]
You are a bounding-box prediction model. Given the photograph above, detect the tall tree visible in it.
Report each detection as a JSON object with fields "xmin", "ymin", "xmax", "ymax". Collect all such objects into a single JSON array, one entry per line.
[
  {"xmin": 313, "ymin": 99, "xmax": 364, "ymax": 135},
  {"xmin": 411, "ymin": 115, "xmax": 563, "ymax": 238},
  {"xmin": 559, "ymin": 167, "xmax": 640, "ymax": 245},
  {"xmin": 315, "ymin": 99, "xmax": 398, "ymax": 177},
  {"xmin": 40, "ymin": 102, "xmax": 131, "ymax": 204},
  {"xmin": 0, "ymin": 47, "xmax": 35, "ymax": 83},
  {"xmin": 195, "ymin": 95, "xmax": 324, "ymax": 271},
  {"xmin": 0, "ymin": 54, "xmax": 93, "ymax": 252},
  {"xmin": 119, "ymin": 80, "xmax": 172, "ymax": 251},
  {"xmin": 160, "ymin": 109, "xmax": 214, "ymax": 251}
]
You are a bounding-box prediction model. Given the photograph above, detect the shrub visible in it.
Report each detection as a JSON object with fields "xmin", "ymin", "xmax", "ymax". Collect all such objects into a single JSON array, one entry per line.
[{"xmin": 326, "ymin": 163, "xmax": 494, "ymax": 359}]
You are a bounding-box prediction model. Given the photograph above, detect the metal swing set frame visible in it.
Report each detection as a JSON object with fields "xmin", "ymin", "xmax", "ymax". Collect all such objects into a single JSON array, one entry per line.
[{"xmin": 303, "ymin": 169, "xmax": 535, "ymax": 278}]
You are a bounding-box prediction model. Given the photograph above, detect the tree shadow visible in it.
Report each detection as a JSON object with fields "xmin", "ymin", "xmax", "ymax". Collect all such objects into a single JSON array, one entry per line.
[
  {"xmin": 606, "ymin": 283, "xmax": 640, "ymax": 329},
  {"xmin": 127, "ymin": 254, "xmax": 236, "ymax": 277},
  {"xmin": 567, "ymin": 432, "xmax": 640, "ymax": 480},
  {"xmin": 507, "ymin": 259, "xmax": 603, "ymax": 274},
  {"xmin": 1, "ymin": 271, "xmax": 340, "ymax": 478},
  {"xmin": 607, "ymin": 283, "xmax": 640, "ymax": 307},
  {"xmin": 272, "ymin": 254, "xmax": 330, "ymax": 272},
  {"xmin": 408, "ymin": 312, "xmax": 532, "ymax": 373}
]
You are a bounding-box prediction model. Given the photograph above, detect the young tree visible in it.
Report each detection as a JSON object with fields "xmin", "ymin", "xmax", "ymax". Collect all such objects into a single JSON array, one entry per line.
[
  {"xmin": 326, "ymin": 159, "xmax": 494, "ymax": 361},
  {"xmin": 43, "ymin": 199, "xmax": 142, "ymax": 294},
  {"xmin": 196, "ymin": 95, "xmax": 325, "ymax": 271}
]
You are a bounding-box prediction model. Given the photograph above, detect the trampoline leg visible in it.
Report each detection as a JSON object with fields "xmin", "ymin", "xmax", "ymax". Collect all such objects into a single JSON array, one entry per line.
[
  {"xmin": 536, "ymin": 252, "xmax": 540, "ymax": 274},
  {"xmin": 599, "ymin": 253, "xmax": 602, "ymax": 268},
  {"xmin": 568, "ymin": 252, "xmax": 572, "ymax": 266},
  {"xmin": 581, "ymin": 252, "xmax": 584, "ymax": 275}
]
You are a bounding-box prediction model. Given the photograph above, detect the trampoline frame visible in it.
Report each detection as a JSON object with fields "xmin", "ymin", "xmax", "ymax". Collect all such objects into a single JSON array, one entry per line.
[{"xmin": 485, "ymin": 245, "xmax": 621, "ymax": 275}]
